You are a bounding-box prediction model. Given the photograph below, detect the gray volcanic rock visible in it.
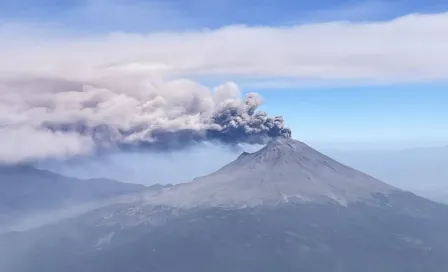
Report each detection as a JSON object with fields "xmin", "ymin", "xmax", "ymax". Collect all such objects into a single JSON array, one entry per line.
[
  {"xmin": 145, "ymin": 137, "xmax": 395, "ymax": 208},
  {"xmin": 2, "ymin": 137, "xmax": 448, "ymax": 272}
]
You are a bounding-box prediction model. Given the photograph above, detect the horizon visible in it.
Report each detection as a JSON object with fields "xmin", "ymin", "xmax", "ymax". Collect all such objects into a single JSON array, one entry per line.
[
  {"xmin": 1, "ymin": 0, "xmax": 447, "ymax": 189},
  {"xmin": 3, "ymin": 2, "xmax": 448, "ymax": 269}
]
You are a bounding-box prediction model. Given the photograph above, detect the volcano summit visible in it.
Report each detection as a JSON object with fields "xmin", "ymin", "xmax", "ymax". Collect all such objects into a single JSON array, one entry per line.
[
  {"xmin": 145, "ymin": 137, "xmax": 395, "ymax": 208},
  {"xmin": 2, "ymin": 138, "xmax": 448, "ymax": 272}
]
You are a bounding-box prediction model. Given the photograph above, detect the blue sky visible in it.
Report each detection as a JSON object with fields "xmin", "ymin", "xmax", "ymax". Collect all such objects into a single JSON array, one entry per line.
[
  {"xmin": 256, "ymin": 85, "xmax": 448, "ymax": 148},
  {"xmin": 1, "ymin": 0, "xmax": 447, "ymax": 149},
  {"xmin": 1, "ymin": 0, "xmax": 448, "ymax": 31}
]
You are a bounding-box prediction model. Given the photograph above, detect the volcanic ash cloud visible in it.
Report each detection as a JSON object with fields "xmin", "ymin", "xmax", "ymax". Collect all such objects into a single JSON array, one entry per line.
[{"xmin": 0, "ymin": 76, "xmax": 291, "ymax": 163}]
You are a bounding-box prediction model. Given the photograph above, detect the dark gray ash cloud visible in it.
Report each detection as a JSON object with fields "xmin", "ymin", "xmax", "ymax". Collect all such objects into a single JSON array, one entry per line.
[
  {"xmin": 43, "ymin": 90, "xmax": 291, "ymax": 150},
  {"xmin": 0, "ymin": 76, "xmax": 290, "ymax": 163}
]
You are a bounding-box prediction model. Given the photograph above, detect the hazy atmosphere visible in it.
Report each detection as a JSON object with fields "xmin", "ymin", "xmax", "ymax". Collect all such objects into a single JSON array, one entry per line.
[
  {"xmin": 1, "ymin": 0, "xmax": 448, "ymax": 271},
  {"xmin": 1, "ymin": 0, "xmax": 447, "ymax": 194}
]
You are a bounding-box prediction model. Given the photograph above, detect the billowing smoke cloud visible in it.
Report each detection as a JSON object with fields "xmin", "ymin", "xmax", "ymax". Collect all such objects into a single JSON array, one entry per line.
[{"xmin": 0, "ymin": 75, "xmax": 290, "ymax": 163}]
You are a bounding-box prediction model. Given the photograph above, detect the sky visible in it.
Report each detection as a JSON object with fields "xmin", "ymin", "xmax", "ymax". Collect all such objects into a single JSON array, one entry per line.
[
  {"xmin": 1, "ymin": 0, "xmax": 447, "ymax": 149},
  {"xmin": 257, "ymin": 86, "xmax": 448, "ymax": 149},
  {"xmin": 1, "ymin": 0, "xmax": 448, "ymax": 183},
  {"xmin": 1, "ymin": 0, "xmax": 448, "ymax": 31}
]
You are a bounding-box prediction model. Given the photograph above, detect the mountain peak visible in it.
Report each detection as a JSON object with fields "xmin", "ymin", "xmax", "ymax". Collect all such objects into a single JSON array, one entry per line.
[
  {"xmin": 232, "ymin": 137, "xmax": 327, "ymax": 169},
  {"xmin": 248, "ymin": 137, "xmax": 307, "ymax": 161},
  {"xmin": 235, "ymin": 137, "xmax": 300, "ymax": 162},
  {"xmin": 145, "ymin": 138, "xmax": 396, "ymax": 209},
  {"xmin": 264, "ymin": 136, "xmax": 304, "ymax": 151}
]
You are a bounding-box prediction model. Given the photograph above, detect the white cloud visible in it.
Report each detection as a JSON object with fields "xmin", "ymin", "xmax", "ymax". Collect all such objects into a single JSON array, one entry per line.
[
  {"xmin": 0, "ymin": 127, "xmax": 94, "ymax": 164},
  {"xmin": 1, "ymin": 12, "xmax": 448, "ymax": 83},
  {"xmin": 0, "ymin": 12, "xmax": 447, "ymax": 163}
]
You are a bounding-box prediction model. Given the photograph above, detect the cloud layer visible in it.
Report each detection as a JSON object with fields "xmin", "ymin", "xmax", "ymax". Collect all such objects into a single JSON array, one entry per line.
[
  {"xmin": 2, "ymin": 12, "xmax": 448, "ymax": 82},
  {"xmin": 1, "ymin": 12, "xmax": 447, "ymax": 163}
]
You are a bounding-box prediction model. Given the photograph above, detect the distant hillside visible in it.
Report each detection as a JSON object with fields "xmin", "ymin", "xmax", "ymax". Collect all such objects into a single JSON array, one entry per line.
[{"xmin": 0, "ymin": 165, "xmax": 146, "ymax": 225}]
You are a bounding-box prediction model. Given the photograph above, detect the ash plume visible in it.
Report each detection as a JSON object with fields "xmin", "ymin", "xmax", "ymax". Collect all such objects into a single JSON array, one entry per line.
[{"xmin": 0, "ymin": 76, "xmax": 291, "ymax": 163}]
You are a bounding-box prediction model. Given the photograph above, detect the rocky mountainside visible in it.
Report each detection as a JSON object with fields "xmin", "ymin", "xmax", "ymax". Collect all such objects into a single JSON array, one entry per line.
[
  {"xmin": 0, "ymin": 164, "xmax": 147, "ymax": 229},
  {"xmin": 144, "ymin": 137, "xmax": 395, "ymax": 208},
  {"xmin": 2, "ymin": 137, "xmax": 448, "ymax": 272}
]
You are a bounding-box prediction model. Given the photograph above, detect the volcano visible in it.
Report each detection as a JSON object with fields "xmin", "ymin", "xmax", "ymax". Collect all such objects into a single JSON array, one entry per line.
[
  {"xmin": 146, "ymin": 137, "xmax": 395, "ymax": 208},
  {"xmin": 3, "ymin": 138, "xmax": 448, "ymax": 272}
]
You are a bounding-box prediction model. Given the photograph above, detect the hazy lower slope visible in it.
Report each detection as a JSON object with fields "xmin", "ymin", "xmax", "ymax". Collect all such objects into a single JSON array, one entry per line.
[
  {"xmin": 0, "ymin": 165, "xmax": 146, "ymax": 225},
  {"xmin": 2, "ymin": 138, "xmax": 448, "ymax": 272}
]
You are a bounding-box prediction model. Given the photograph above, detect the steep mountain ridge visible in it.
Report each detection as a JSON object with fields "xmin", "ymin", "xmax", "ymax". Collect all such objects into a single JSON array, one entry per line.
[
  {"xmin": 144, "ymin": 137, "xmax": 396, "ymax": 208},
  {"xmin": 3, "ymin": 138, "xmax": 448, "ymax": 272}
]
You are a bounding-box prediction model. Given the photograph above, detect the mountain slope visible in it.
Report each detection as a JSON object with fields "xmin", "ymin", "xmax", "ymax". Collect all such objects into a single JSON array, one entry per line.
[
  {"xmin": 2, "ymin": 138, "xmax": 448, "ymax": 272},
  {"xmin": 0, "ymin": 165, "xmax": 146, "ymax": 225},
  {"xmin": 146, "ymin": 137, "xmax": 395, "ymax": 208}
]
